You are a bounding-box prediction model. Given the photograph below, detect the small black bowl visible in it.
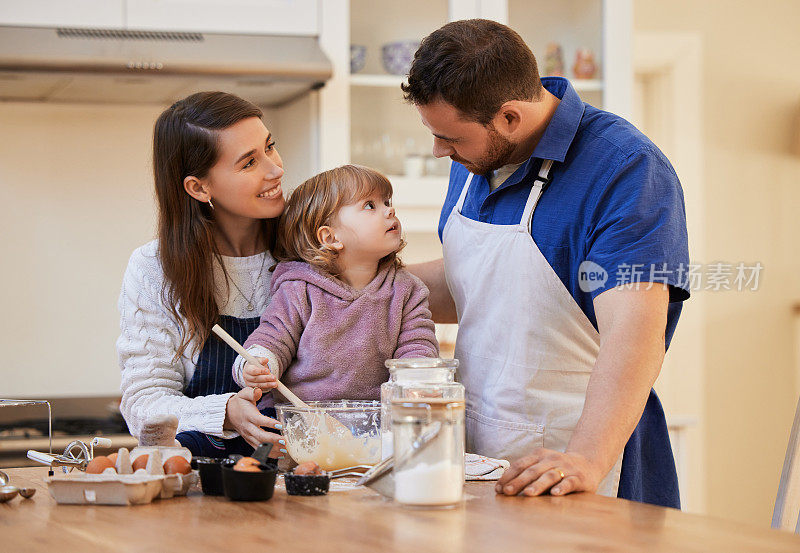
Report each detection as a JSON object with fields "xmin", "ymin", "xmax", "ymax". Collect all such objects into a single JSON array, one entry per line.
[
  {"xmin": 284, "ymin": 472, "xmax": 330, "ymax": 496},
  {"xmin": 222, "ymin": 464, "xmax": 278, "ymax": 501},
  {"xmin": 195, "ymin": 457, "xmax": 234, "ymax": 496}
]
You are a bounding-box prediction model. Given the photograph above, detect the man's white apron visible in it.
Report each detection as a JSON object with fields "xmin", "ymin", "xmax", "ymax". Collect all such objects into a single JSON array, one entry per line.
[{"xmin": 442, "ymin": 161, "xmax": 622, "ymax": 496}]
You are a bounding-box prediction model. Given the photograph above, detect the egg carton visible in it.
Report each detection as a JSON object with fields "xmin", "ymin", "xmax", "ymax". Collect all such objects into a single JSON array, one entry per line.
[
  {"xmin": 160, "ymin": 470, "xmax": 199, "ymax": 498},
  {"xmin": 48, "ymin": 446, "xmax": 199, "ymax": 504},
  {"xmin": 47, "ymin": 472, "xmax": 165, "ymax": 505},
  {"xmin": 46, "ymin": 469, "xmax": 199, "ymax": 504}
]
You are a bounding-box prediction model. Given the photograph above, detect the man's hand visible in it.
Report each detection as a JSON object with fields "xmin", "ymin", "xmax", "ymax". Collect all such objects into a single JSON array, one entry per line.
[
  {"xmin": 495, "ymin": 284, "xmax": 670, "ymax": 498},
  {"xmin": 242, "ymin": 357, "xmax": 278, "ymax": 391},
  {"xmin": 495, "ymin": 449, "xmax": 604, "ymax": 496}
]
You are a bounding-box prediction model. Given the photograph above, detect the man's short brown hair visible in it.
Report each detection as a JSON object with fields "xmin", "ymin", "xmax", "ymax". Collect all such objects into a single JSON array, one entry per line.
[{"xmin": 402, "ymin": 19, "xmax": 542, "ymax": 125}]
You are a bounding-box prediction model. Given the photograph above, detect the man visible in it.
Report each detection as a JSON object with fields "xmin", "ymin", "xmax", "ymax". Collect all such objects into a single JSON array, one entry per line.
[{"xmin": 404, "ymin": 19, "xmax": 689, "ymax": 508}]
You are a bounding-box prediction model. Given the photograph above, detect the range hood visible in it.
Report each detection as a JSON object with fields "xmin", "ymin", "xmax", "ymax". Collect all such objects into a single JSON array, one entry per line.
[{"xmin": 0, "ymin": 25, "xmax": 332, "ymax": 107}]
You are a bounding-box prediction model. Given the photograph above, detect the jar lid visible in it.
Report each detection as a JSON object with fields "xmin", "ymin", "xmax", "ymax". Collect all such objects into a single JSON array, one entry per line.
[{"xmin": 385, "ymin": 357, "xmax": 459, "ymax": 370}]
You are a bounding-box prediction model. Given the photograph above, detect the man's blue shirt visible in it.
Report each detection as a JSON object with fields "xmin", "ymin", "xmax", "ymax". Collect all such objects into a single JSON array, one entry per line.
[{"xmin": 438, "ymin": 77, "xmax": 690, "ymax": 348}]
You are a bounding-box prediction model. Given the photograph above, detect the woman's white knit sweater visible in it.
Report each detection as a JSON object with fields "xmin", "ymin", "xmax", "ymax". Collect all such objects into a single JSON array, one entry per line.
[{"xmin": 116, "ymin": 240, "xmax": 274, "ymax": 440}]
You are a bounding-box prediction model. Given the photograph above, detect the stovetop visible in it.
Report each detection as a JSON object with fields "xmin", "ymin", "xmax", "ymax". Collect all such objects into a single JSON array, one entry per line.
[
  {"xmin": 0, "ymin": 396, "xmax": 129, "ymax": 440},
  {"xmin": 0, "ymin": 416, "xmax": 129, "ymax": 440}
]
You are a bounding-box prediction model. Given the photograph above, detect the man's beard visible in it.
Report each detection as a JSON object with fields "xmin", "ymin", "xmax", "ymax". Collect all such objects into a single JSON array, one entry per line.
[{"xmin": 454, "ymin": 125, "xmax": 517, "ymax": 176}]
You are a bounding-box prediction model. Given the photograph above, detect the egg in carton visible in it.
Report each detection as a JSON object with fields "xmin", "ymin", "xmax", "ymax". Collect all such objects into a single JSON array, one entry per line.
[{"xmin": 128, "ymin": 415, "xmax": 199, "ymax": 497}]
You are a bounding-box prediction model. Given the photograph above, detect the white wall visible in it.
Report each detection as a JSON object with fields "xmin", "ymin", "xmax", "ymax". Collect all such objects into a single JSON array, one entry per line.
[
  {"xmin": 0, "ymin": 102, "xmax": 162, "ymax": 397},
  {"xmin": 635, "ymin": 0, "xmax": 800, "ymax": 526},
  {"xmin": 0, "ymin": 100, "xmax": 299, "ymax": 398}
]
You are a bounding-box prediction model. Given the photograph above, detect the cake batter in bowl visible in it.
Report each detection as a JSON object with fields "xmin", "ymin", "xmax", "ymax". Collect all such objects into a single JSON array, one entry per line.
[{"xmin": 275, "ymin": 401, "xmax": 381, "ymax": 471}]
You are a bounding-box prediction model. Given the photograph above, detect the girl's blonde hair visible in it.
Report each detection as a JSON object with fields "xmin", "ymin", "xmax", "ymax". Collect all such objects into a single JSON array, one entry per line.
[{"xmin": 275, "ymin": 165, "xmax": 405, "ymax": 275}]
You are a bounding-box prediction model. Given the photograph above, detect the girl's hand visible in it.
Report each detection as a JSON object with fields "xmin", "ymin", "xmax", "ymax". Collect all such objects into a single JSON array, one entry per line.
[
  {"xmin": 243, "ymin": 357, "xmax": 278, "ymax": 391},
  {"xmin": 224, "ymin": 387, "xmax": 284, "ymax": 456}
]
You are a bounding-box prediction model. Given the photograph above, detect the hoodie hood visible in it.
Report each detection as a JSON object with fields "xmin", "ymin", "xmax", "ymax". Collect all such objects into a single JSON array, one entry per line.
[{"xmin": 270, "ymin": 261, "xmax": 395, "ymax": 301}]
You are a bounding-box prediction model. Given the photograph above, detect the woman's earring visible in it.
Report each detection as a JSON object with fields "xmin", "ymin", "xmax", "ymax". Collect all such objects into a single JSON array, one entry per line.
[{"xmin": 208, "ymin": 198, "xmax": 215, "ymax": 210}]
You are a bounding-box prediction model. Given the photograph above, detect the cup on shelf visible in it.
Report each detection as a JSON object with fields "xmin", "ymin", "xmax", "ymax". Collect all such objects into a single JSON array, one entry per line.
[
  {"xmin": 350, "ymin": 44, "xmax": 367, "ymax": 74},
  {"xmin": 544, "ymin": 42, "xmax": 565, "ymax": 77},
  {"xmin": 572, "ymin": 48, "xmax": 598, "ymax": 79},
  {"xmin": 382, "ymin": 40, "xmax": 420, "ymax": 75}
]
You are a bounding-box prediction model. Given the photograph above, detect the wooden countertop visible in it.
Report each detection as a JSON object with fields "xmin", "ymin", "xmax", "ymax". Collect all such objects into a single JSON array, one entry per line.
[{"xmin": 3, "ymin": 467, "xmax": 799, "ymax": 552}]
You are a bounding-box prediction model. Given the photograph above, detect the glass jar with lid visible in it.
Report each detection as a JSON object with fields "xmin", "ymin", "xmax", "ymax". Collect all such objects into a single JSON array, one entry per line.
[
  {"xmin": 380, "ymin": 358, "xmax": 462, "ymax": 458},
  {"xmin": 391, "ymin": 398, "xmax": 465, "ymax": 507}
]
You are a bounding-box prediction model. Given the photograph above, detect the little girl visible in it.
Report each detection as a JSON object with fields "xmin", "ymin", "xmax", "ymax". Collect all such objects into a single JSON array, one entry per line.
[{"xmin": 232, "ymin": 165, "xmax": 439, "ymax": 406}]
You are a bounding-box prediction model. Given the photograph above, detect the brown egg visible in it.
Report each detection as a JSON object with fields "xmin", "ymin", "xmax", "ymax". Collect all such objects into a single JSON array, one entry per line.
[
  {"xmin": 233, "ymin": 457, "xmax": 262, "ymax": 472},
  {"xmin": 107, "ymin": 452, "xmax": 118, "ymax": 464},
  {"xmin": 86, "ymin": 455, "xmax": 116, "ymax": 474},
  {"xmin": 294, "ymin": 462, "xmax": 322, "ymax": 476},
  {"xmin": 131, "ymin": 454, "xmax": 149, "ymax": 472},
  {"xmin": 163, "ymin": 456, "xmax": 191, "ymax": 475},
  {"xmin": 234, "ymin": 464, "xmax": 262, "ymax": 473}
]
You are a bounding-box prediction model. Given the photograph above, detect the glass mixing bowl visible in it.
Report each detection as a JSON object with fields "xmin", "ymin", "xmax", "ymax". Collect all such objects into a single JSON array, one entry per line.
[{"xmin": 275, "ymin": 400, "xmax": 381, "ymax": 471}]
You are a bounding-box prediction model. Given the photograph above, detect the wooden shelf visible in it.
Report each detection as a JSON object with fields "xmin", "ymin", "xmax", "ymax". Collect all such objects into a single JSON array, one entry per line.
[
  {"xmin": 350, "ymin": 74, "xmax": 407, "ymax": 87},
  {"xmin": 572, "ymin": 79, "xmax": 603, "ymax": 92},
  {"xmin": 350, "ymin": 74, "xmax": 603, "ymax": 92},
  {"xmin": 387, "ymin": 174, "xmax": 448, "ymax": 207}
]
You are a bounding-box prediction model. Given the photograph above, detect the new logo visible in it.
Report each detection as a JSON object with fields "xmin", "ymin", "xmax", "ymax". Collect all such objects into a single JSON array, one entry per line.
[{"xmin": 578, "ymin": 261, "xmax": 608, "ymax": 293}]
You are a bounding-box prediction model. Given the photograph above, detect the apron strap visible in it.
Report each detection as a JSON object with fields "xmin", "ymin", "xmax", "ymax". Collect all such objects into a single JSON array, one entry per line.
[
  {"xmin": 455, "ymin": 173, "xmax": 475, "ymax": 212},
  {"xmin": 522, "ymin": 159, "xmax": 554, "ymax": 233}
]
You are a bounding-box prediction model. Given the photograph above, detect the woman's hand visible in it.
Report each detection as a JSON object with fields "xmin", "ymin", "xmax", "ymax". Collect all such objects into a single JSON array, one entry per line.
[
  {"xmin": 224, "ymin": 387, "xmax": 284, "ymax": 456},
  {"xmin": 243, "ymin": 357, "xmax": 279, "ymax": 391},
  {"xmin": 495, "ymin": 448, "xmax": 604, "ymax": 497}
]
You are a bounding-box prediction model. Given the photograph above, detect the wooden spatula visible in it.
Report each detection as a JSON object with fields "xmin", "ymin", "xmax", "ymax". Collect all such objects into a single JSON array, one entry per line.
[
  {"xmin": 211, "ymin": 324, "xmax": 350, "ymax": 435},
  {"xmin": 211, "ymin": 324, "xmax": 309, "ymax": 408}
]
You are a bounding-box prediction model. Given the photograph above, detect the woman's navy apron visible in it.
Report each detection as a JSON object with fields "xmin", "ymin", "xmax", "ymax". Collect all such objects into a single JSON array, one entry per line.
[{"xmin": 176, "ymin": 315, "xmax": 277, "ymax": 458}]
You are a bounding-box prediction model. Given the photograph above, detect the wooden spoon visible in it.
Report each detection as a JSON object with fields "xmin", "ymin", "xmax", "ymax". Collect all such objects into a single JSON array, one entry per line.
[{"xmin": 210, "ymin": 325, "xmax": 349, "ymax": 434}]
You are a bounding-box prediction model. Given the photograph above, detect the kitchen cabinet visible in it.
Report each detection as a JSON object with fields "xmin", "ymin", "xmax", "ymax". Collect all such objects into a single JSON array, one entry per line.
[
  {"xmin": 0, "ymin": 1, "xmax": 125, "ymax": 29},
  {"xmin": 0, "ymin": 0, "xmax": 318, "ymax": 35},
  {"xmin": 125, "ymin": 0, "xmax": 319, "ymax": 35}
]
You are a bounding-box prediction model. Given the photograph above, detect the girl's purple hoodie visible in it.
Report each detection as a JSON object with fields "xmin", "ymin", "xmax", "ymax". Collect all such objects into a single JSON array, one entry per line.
[{"xmin": 233, "ymin": 260, "xmax": 439, "ymax": 407}]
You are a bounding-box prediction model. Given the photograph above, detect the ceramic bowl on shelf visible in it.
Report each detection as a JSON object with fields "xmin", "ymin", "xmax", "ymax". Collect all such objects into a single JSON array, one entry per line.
[
  {"xmin": 350, "ymin": 44, "xmax": 367, "ymax": 74},
  {"xmin": 381, "ymin": 40, "xmax": 420, "ymax": 75}
]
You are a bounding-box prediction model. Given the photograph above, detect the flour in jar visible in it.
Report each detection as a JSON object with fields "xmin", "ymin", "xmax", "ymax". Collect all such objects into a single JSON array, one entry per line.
[{"xmin": 394, "ymin": 460, "xmax": 464, "ymax": 505}]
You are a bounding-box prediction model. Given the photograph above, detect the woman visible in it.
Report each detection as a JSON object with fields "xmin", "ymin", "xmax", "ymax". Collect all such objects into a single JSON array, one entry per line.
[{"xmin": 117, "ymin": 91, "xmax": 286, "ymax": 458}]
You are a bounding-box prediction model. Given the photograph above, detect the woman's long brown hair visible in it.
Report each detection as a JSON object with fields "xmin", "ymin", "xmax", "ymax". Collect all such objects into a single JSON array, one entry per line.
[{"xmin": 153, "ymin": 91, "xmax": 277, "ymax": 360}]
